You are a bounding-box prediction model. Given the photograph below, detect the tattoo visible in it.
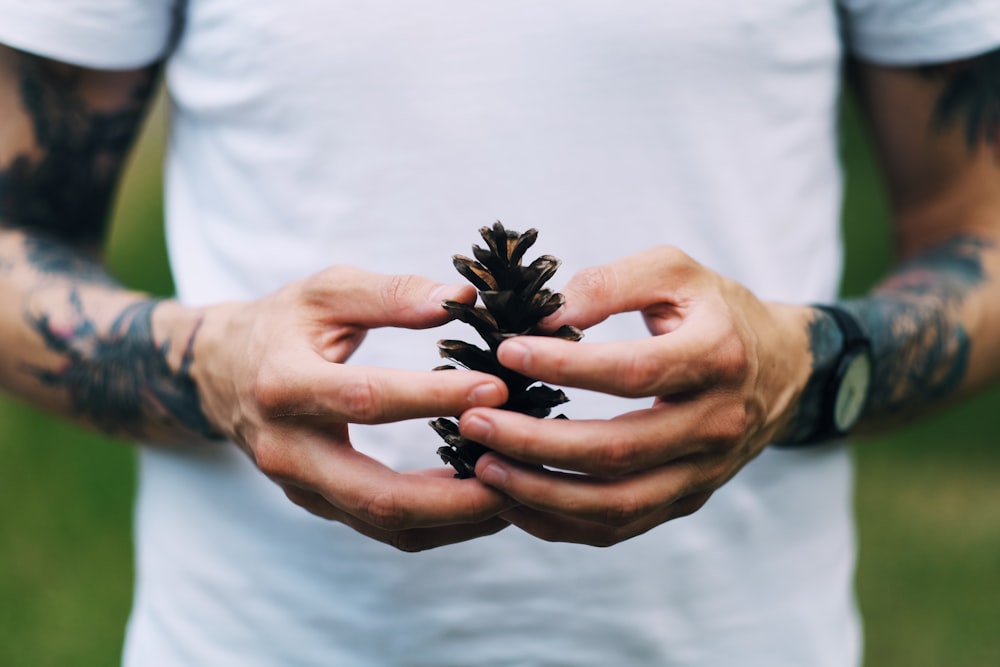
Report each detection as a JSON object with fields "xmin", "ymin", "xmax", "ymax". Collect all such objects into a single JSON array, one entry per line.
[
  {"xmin": 923, "ymin": 48, "xmax": 1000, "ymax": 154},
  {"xmin": 0, "ymin": 52, "xmax": 158, "ymax": 244},
  {"xmin": 22, "ymin": 234, "xmax": 116, "ymax": 285},
  {"xmin": 778, "ymin": 312, "xmax": 843, "ymax": 444},
  {"xmin": 845, "ymin": 234, "xmax": 992, "ymax": 417},
  {"xmin": 780, "ymin": 235, "xmax": 992, "ymax": 444},
  {"xmin": 24, "ymin": 291, "xmax": 218, "ymax": 439}
]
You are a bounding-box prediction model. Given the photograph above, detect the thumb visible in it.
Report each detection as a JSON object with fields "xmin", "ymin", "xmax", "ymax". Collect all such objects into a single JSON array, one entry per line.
[
  {"xmin": 320, "ymin": 267, "xmax": 478, "ymax": 329},
  {"xmin": 544, "ymin": 246, "xmax": 701, "ymax": 331}
]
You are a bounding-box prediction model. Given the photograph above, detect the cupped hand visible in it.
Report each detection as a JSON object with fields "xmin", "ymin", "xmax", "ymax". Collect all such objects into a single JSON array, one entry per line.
[
  {"xmin": 458, "ymin": 246, "xmax": 814, "ymax": 546},
  {"xmin": 192, "ymin": 265, "xmax": 514, "ymax": 551}
]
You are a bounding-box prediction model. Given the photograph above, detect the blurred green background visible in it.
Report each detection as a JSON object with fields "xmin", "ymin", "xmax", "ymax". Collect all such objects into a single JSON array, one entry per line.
[{"xmin": 1, "ymin": 95, "xmax": 998, "ymax": 666}]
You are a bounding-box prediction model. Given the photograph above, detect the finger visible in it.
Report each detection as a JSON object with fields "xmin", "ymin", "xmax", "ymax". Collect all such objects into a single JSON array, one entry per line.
[
  {"xmin": 475, "ymin": 454, "xmax": 693, "ymax": 526},
  {"xmin": 295, "ymin": 444, "xmax": 516, "ymax": 530},
  {"xmin": 252, "ymin": 418, "xmax": 515, "ymax": 532},
  {"xmin": 283, "ymin": 485, "xmax": 510, "ymax": 551},
  {"xmin": 543, "ymin": 246, "xmax": 703, "ymax": 331},
  {"xmin": 499, "ymin": 492, "xmax": 712, "ymax": 547},
  {"xmin": 315, "ymin": 267, "xmax": 478, "ymax": 329},
  {"xmin": 461, "ymin": 403, "xmax": 732, "ymax": 476},
  {"xmin": 496, "ymin": 332, "xmax": 716, "ymax": 397},
  {"xmin": 260, "ymin": 352, "xmax": 508, "ymax": 423}
]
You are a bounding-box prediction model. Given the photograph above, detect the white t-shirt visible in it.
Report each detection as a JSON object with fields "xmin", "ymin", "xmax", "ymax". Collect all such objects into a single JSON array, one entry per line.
[{"xmin": 3, "ymin": 2, "xmax": 999, "ymax": 665}]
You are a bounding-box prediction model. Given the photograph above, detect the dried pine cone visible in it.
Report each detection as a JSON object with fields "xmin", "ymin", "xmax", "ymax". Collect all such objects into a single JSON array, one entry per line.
[{"xmin": 430, "ymin": 222, "xmax": 582, "ymax": 478}]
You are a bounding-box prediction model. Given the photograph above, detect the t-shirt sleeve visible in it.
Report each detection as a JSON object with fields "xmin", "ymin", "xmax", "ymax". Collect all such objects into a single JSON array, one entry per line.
[
  {"xmin": 0, "ymin": 0, "xmax": 178, "ymax": 69},
  {"xmin": 840, "ymin": 0, "xmax": 1000, "ymax": 65}
]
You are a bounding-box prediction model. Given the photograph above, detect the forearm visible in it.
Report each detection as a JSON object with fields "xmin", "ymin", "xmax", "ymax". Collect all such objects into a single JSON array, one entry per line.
[
  {"xmin": 0, "ymin": 225, "xmax": 219, "ymax": 443},
  {"xmin": 844, "ymin": 229, "xmax": 1000, "ymax": 427},
  {"xmin": 0, "ymin": 46, "xmax": 220, "ymax": 443},
  {"xmin": 784, "ymin": 228, "xmax": 1000, "ymax": 441},
  {"xmin": 780, "ymin": 54, "xmax": 1000, "ymax": 442}
]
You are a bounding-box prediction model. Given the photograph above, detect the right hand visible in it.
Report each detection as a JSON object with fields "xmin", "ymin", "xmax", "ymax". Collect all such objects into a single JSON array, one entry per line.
[{"xmin": 191, "ymin": 266, "xmax": 513, "ymax": 551}]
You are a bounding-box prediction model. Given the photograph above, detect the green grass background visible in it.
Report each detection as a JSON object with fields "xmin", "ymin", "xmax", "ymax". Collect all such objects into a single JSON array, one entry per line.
[{"xmin": 1, "ymin": 98, "xmax": 998, "ymax": 666}]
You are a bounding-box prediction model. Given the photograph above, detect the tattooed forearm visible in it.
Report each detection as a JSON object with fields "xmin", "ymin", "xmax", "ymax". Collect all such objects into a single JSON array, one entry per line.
[
  {"xmin": 0, "ymin": 48, "xmax": 159, "ymax": 245},
  {"xmin": 777, "ymin": 312, "xmax": 843, "ymax": 444},
  {"xmin": 842, "ymin": 235, "xmax": 991, "ymax": 417},
  {"xmin": 22, "ymin": 234, "xmax": 116, "ymax": 285},
  {"xmin": 922, "ymin": 47, "xmax": 1000, "ymax": 153},
  {"xmin": 0, "ymin": 49, "xmax": 206, "ymax": 443},
  {"xmin": 781, "ymin": 235, "xmax": 992, "ymax": 442},
  {"xmin": 23, "ymin": 290, "xmax": 219, "ymax": 440}
]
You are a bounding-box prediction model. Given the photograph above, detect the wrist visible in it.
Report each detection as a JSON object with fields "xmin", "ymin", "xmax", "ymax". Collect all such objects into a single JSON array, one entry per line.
[
  {"xmin": 151, "ymin": 299, "xmax": 207, "ymax": 375},
  {"xmin": 152, "ymin": 299, "xmax": 234, "ymax": 442},
  {"xmin": 774, "ymin": 304, "xmax": 872, "ymax": 446}
]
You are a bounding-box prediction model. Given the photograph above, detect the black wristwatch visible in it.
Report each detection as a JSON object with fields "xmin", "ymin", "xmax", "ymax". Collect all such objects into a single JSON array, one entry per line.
[{"xmin": 780, "ymin": 304, "xmax": 873, "ymax": 445}]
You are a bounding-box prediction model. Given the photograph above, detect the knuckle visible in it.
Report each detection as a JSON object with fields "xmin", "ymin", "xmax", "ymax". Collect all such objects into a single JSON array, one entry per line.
[
  {"xmin": 674, "ymin": 493, "xmax": 712, "ymax": 519},
  {"xmin": 702, "ymin": 402, "xmax": 750, "ymax": 450},
  {"xmin": 253, "ymin": 441, "xmax": 289, "ymax": 478},
  {"xmin": 622, "ymin": 351, "xmax": 664, "ymax": 396},
  {"xmin": 699, "ymin": 458, "xmax": 731, "ymax": 487},
  {"xmin": 282, "ymin": 488, "xmax": 329, "ymax": 522},
  {"xmin": 657, "ymin": 245, "xmax": 688, "ymax": 264},
  {"xmin": 589, "ymin": 529, "xmax": 624, "ymax": 548},
  {"xmin": 545, "ymin": 349, "xmax": 572, "ymax": 382},
  {"xmin": 314, "ymin": 264, "xmax": 351, "ymax": 287},
  {"xmin": 592, "ymin": 434, "xmax": 639, "ymax": 477},
  {"xmin": 340, "ymin": 376, "xmax": 382, "ymax": 423},
  {"xmin": 720, "ymin": 401, "xmax": 751, "ymax": 441},
  {"xmin": 387, "ymin": 531, "xmax": 427, "ymax": 553},
  {"xmin": 598, "ymin": 491, "xmax": 647, "ymax": 527},
  {"xmin": 282, "ymin": 485, "xmax": 308, "ymax": 507},
  {"xmin": 713, "ymin": 327, "xmax": 751, "ymax": 380},
  {"xmin": 299, "ymin": 267, "xmax": 343, "ymax": 303},
  {"xmin": 252, "ymin": 363, "xmax": 288, "ymax": 417},
  {"xmin": 363, "ymin": 490, "xmax": 410, "ymax": 531},
  {"xmin": 655, "ymin": 245, "xmax": 699, "ymax": 276},
  {"xmin": 382, "ymin": 274, "xmax": 421, "ymax": 309},
  {"xmin": 682, "ymin": 456, "xmax": 732, "ymax": 495},
  {"xmin": 572, "ymin": 265, "xmax": 614, "ymax": 302}
]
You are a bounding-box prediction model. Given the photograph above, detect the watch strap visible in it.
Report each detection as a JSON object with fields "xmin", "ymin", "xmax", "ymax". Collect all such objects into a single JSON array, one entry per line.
[
  {"xmin": 775, "ymin": 303, "xmax": 871, "ymax": 446},
  {"xmin": 814, "ymin": 304, "xmax": 868, "ymax": 354}
]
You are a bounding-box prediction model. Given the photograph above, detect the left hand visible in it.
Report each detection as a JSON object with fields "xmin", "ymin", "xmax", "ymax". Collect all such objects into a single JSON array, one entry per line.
[{"xmin": 458, "ymin": 246, "xmax": 814, "ymax": 546}]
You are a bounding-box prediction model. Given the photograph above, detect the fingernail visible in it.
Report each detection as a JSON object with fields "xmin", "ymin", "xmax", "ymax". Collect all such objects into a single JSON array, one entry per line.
[
  {"xmin": 461, "ymin": 414, "xmax": 492, "ymax": 440},
  {"xmin": 430, "ymin": 283, "xmax": 468, "ymax": 304},
  {"xmin": 498, "ymin": 339, "xmax": 530, "ymax": 369},
  {"xmin": 469, "ymin": 383, "xmax": 504, "ymax": 406},
  {"xmin": 479, "ymin": 462, "xmax": 508, "ymax": 488}
]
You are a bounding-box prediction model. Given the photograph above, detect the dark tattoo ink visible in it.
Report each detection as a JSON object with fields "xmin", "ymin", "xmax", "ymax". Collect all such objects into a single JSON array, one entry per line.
[
  {"xmin": 25, "ymin": 292, "xmax": 218, "ymax": 439},
  {"xmin": 778, "ymin": 311, "xmax": 843, "ymax": 444},
  {"xmin": 780, "ymin": 235, "xmax": 992, "ymax": 443},
  {"xmin": 0, "ymin": 52, "xmax": 159, "ymax": 245},
  {"xmin": 923, "ymin": 48, "xmax": 1000, "ymax": 154},
  {"xmin": 22, "ymin": 234, "xmax": 116, "ymax": 285},
  {"xmin": 843, "ymin": 234, "xmax": 993, "ymax": 418}
]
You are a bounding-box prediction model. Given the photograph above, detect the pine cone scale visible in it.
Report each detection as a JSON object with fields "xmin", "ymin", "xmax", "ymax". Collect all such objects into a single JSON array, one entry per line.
[{"xmin": 431, "ymin": 222, "xmax": 581, "ymax": 478}]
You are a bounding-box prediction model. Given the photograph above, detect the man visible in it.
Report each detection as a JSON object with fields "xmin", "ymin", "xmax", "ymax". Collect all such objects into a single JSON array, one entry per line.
[{"xmin": 1, "ymin": 1, "xmax": 998, "ymax": 665}]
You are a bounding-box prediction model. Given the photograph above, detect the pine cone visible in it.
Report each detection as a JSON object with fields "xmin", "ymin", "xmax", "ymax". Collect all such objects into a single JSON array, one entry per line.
[{"xmin": 430, "ymin": 222, "xmax": 582, "ymax": 478}]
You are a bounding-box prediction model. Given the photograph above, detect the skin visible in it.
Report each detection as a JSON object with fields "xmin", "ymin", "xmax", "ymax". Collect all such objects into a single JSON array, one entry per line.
[
  {"xmin": 0, "ymin": 45, "xmax": 512, "ymax": 552},
  {"xmin": 2, "ymin": 41, "xmax": 999, "ymax": 551},
  {"xmin": 460, "ymin": 55, "xmax": 1000, "ymax": 546}
]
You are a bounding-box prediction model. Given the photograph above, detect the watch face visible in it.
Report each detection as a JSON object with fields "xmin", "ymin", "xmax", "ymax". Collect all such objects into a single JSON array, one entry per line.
[{"xmin": 833, "ymin": 353, "xmax": 871, "ymax": 432}]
